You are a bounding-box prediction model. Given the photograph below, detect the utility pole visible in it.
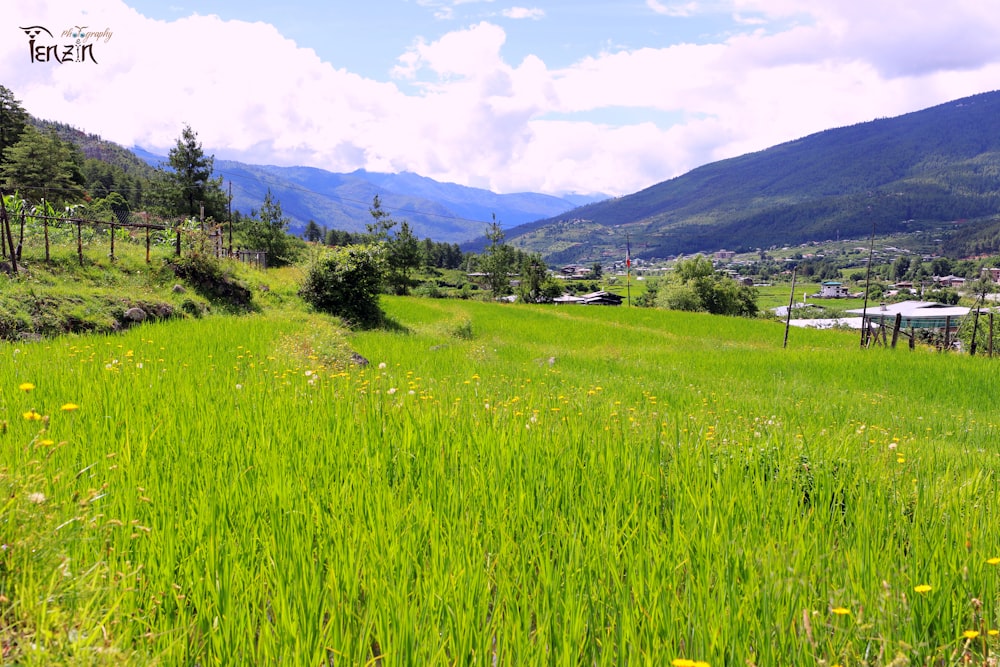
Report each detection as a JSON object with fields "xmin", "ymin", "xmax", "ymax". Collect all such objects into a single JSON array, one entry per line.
[
  {"xmin": 625, "ymin": 231, "xmax": 632, "ymax": 307},
  {"xmin": 783, "ymin": 268, "xmax": 797, "ymax": 348},
  {"xmin": 860, "ymin": 210, "xmax": 876, "ymax": 348}
]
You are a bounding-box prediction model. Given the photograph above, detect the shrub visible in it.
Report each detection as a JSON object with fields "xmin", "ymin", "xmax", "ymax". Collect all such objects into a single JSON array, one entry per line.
[
  {"xmin": 299, "ymin": 245, "xmax": 386, "ymax": 328},
  {"xmin": 168, "ymin": 252, "xmax": 253, "ymax": 311}
]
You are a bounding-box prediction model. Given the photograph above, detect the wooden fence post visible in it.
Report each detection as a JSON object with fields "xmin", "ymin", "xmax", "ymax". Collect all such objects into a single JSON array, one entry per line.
[
  {"xmin": 110, "ymin": 223, "xmax": 115, "ymax": 261},
  {"xmin": 891, "ymin": 313, "xmax": 902, "ymax": 348},
  {"xmin": 145, "ymin": 225, "xmax": 151, "ymax": 264},
  {"xmin": 175, "ymin": 225, "xmax": 181, "ymax": 256},
  {"xmin": 0, "ymin": 192, "xmax": 17, "ymax": 274},
  {"xmin": 0, "ymin": 205, "xmax": 6, "ymax": 259},
  {"xmin": 944, "ymin": 316, "xmax": 951, "ymax": 351},
  {"xmin": 17, "ymin": 210, "xmax": 25, "ymax": 260},
  {"xmin": 44, "ymin": 215, "xmax": 50, "ymax": 262},
  {"xmin": 77, "ymin": 220, "xmax": 83, "ymax": 265}
]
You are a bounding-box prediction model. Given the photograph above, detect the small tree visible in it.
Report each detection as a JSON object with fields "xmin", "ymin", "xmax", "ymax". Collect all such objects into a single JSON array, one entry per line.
[
  {"xmin": 518, "ymin": 254, "xmax": 561, "ymax": 303},
  {"xmin": 480, "ymin": 215, "xmax": 516, "ymax": 296},
  {"xmin": 299, "ymin": 245, "xmax": 386, "ymax": 328},
  {"xmin": 242, "ymin": 189, "xmax": 294, "ymax": 266},
  {"xmin": 366, "ymin": 194, "xmax": 396, "ymax": 242},
  {"xmin": 656, "ymin": 255, "xmax": 759, "ymax": 316},
  {"xmin": 303, "ymin": 220, "xmax": 322, "ymax": 242},
  {"xmin": 387, "ymin": 220, "xmax": 421, "ymax": 295}
]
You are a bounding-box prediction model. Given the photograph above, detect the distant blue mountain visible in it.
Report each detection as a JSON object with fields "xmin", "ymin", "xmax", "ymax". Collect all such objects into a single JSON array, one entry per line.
[{"xmin": 132, "ymin": 148, "xmax": 607, "ymax": 243}]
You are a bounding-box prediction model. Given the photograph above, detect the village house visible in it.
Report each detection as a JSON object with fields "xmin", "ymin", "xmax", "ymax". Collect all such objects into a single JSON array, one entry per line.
[
  {"xmin": 553, "ymin": 294, "xmax": 585, "ymax": 305},
  {"xmin": 818, "ymin": 281, "xmax": 849, "ymax": 298},
  {"xmin": 580, "ymin": 291, "xmax": 623, "ymax": 306},
  {"xmin": 934, "ymin": 275, "xmax": 966, "ymax": 288},
  {"xmin": 559, "ymin": 264, "xmax": 592, "ymax": 279}
]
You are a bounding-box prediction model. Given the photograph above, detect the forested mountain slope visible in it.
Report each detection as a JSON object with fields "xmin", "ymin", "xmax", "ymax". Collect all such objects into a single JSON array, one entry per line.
[{"xmin": 502, "ymin": 91, "xmax": 1000, "ymax": 263}]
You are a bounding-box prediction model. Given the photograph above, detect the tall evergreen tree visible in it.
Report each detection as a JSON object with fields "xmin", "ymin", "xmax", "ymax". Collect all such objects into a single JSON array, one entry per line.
[
  {"xmin": 164, "ymin": 124, "xmax": 225, "ymax": 219},
  {"xmin": 0, "ymin": 126, "xmax": 85, "ymax": 205},
  {"xmin": 0, "ymin": 86, "xmax": 29, "ymax": 169}
]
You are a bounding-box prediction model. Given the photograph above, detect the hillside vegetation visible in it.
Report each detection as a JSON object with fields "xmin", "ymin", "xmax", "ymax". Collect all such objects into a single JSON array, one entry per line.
[{"xmin": 505, "ymin": 90, "xmax": 1000, "ymax": 263}]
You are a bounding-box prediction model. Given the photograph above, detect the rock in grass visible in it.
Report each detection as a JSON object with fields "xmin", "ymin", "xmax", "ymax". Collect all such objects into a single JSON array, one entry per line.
[{"xmin": 124, "ymin": 307, "xmax": 147, "ymax": 322}]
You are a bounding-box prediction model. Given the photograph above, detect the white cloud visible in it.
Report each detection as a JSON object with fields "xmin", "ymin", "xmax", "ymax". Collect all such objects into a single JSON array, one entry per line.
[
  {"xmin": 501, "ymin": 7, "xmax": 545, "ymax": 20},
  {"xmin": 5, "ymin": 0, "xmax": 1000, "ymax": 199},
  {"xmin": 647, "ymin": 0, "xmax": 701, "ymax": 17},
  {"xmin": 418, "ymin": 0, "xmax": 496, "ymax": 20},
  {"xmin": 394, "ymin": 21, "xmax": 507, "ymax": 80}
]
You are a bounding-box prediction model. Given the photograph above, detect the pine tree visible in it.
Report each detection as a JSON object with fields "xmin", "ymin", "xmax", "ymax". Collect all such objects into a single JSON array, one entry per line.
[
  {"xmin": 0, "ymin": 126, "xmax": 85, "ymax": 205},
  {"xmin": 366, "ymin": 194, "xmax": 396, "ymax": 242},
  {"xmin": 387, "ymin": 220, "xmax": 421, "ymax": 294},
  {"xmin": 242, "ymin": 189, "xmax": 293, "ymax": 266},
  {"xmin": 303, "ymin": 219, "xmax": 322, "ymax": 242},
  {"xmin": 0, "ymin": 86, "xmax": 29, "ymax": 169},
  {"xmin": 479, "ymin": 215, "xmax": 516, "ymax": 296},
  {"xmin": 164, "ymin": 124, "xmax": 225, "ymax": 219}
]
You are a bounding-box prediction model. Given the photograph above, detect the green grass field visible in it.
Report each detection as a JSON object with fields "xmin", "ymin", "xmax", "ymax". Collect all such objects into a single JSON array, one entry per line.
[{"xmin": 3, "ymin": 292, "xmax": 1000, "ymax": 665}]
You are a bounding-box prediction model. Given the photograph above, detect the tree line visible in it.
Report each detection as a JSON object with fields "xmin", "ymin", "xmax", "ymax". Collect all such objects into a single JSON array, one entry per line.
[{"xmin": 303, "ymin": 216, "xmax": 466, "ymax": 272}]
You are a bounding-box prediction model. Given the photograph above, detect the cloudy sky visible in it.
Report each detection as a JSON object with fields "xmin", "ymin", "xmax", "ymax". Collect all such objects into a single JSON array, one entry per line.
[{"xmin": 5, "ymin": 0, "xmax": 1000, "ymax": 197}]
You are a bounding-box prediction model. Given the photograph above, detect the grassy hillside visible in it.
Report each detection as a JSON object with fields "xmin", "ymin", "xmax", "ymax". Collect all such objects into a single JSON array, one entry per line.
[
  {"xmin": 2, "ymin": 278, "xmax": 1000, "ymax": 663},
  {"xmin": 503, "ymin": 90, "xmax": 1000, "ymax": 263}
]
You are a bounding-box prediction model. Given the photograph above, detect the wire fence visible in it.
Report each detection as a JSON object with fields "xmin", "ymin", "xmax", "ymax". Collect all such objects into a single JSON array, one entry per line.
[{"xmin": 0, "ymin": 203, "xmax": 265, "ymax": 272}]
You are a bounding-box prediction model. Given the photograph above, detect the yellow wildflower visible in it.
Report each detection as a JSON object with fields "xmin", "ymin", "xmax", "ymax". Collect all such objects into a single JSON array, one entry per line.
[
  {"xmin": 987, "ymin": 557, "xmax": 1000, "ymax": 565},
  {"xmin": 963, "ymin": 630, "xmax": 980, "ymax": 639},
  {"xmin": 19, "ymin": 382, "xmax": 35, "ymax": 392},
  {"xmin": 914, "ymin": 584, "xmax": 932, "ymax": 594},
  {"xmin": 60, "ymin": 403, "xmax": 80, "ymax": 412},
  {"xmin": 831, "ymin": 607, "xmax": 850, "ymax": 615},
  {"xmin": 23, "ymin": 410, "xmax": 42, "ymax": 421}
]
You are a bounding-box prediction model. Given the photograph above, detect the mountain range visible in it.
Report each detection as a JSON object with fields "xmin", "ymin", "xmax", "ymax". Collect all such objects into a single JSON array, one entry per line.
[
  {"xmin": 498, "ymin": 90, "xmax": 1000, "ymax": 264},
  {"xmin": 130, "ymin": 147, "xmax": 604, "ymax": 244},
  {"xmin": 35, "ymin": 88, "xmax": 1000, "ymax": 261}
]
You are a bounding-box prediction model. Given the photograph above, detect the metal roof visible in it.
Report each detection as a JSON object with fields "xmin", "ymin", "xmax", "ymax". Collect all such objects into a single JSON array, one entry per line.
[
  {"xmin": 845, "ymin": 300, "xmax": 973, "ymax": 328},
  {"xmin": 845, "ymin": 300, "xmax": 969, "ymax": 319}
]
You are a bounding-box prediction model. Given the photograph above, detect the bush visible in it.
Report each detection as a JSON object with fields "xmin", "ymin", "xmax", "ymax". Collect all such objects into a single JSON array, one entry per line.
[
  {"xmin": 168, "ymin": 252, "xmax": 253, "ymax": 311},
  {"xmin": 299, "ymin": 245, "xmax": 386, "ymax": 328}
]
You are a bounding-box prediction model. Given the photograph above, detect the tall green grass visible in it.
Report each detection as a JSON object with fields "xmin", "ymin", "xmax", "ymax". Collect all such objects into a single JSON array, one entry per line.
[{"xmin": 1, "ymin": 299, "xmax": 999, "ymax": 665}]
